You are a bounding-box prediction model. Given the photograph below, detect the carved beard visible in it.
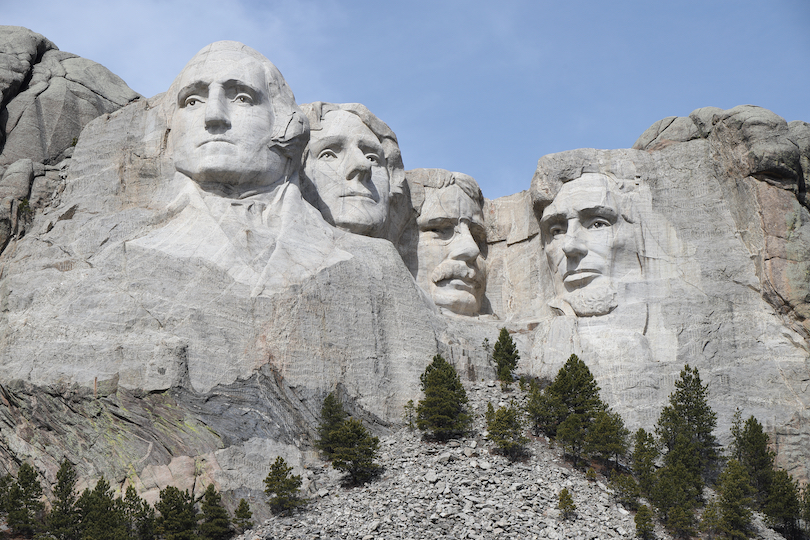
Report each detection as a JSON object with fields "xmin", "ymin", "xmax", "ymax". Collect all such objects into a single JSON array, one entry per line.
[{"xmin": 562, "ymin": 280, "xmax": 618, "ymax": 317}]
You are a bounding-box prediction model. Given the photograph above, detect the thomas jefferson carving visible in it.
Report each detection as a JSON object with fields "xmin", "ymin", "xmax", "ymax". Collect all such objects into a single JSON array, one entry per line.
[{"xmin": 300, "ymin": 102, "xmax": 405, "ymax": 238}]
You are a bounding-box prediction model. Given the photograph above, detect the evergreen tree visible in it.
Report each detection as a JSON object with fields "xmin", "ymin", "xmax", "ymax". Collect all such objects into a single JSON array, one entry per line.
[
  {"xmin": 526, "ymin": 386, "xmax": 566, "ymax": 437},
  {"xmin": 634, "ymin": 504, "xmax": 655, "ymax": 540},
  {"xmin": 47, "ymin": 459, "xmax": 80, "ymax": 540},
  {"xmin": 492, "ymin": 328, "xmax": 519, "ymax": 385},
  {"xmin": 699, "ymin": 500, "xmax": 722, "ymax": 540},
  {"xmin": 527, "ymin": 354, "xmax": 603, "ymax": 438},
  {"xmin": 416, "ymin": 355, "xmax": 471, "ymax": 440},
  {"xmin": 123, "ymin": 485, "xmax": 155, "ymax": 540},
  {"xmin": 653, "ymin": 433, "xmax": 700, "ymax": 538},
  {"xmin": 155, "ymin": 486, "xmax": 199, "ymax": 540},
  {"xmin": 656, "ymin": 364, "xmax": 719, "ymax": 483},
  {"xmin": 75, "ymin": 476, "xmax": 128, "ymax": 540},
  {"xmin": 631, "ymin": 428, "xmax": 658, "ymax": 498},
  {"xmin": 331, "ymin": 419, "xmax": 382, "ymax": 485},
  {"xmin": 485, "ymin": 401, "xmax": 527, "ymax": 461},
  {"xmin": 0, "ymin": 473, "xmax": 11, "ymax": 514},
  {"xmin": 763, "ymin": 469, "xmax": 801, "ymax": 538},
  {"xmin": 198, "ymin": 484, "xmax": 231, "ymax": 540},
  {"xmin": 716, "ymin": 459, "xmax": 754, "ymax": 540},
  {"xmin": 232, "ymin": 499, "xmax": 253, "ymax": 533},
  {"xmin": 557, "ymin": 488, "xmax": 576, "ymax": 520},
  {"xmin": 730, "ymin": 413, "xmax": 774, "ymax": 507},
  {"xmin": 7, "ymin": 462, "xmax": 44, "ymax": 538},
  {"xmin": 316, "ymin": 392, "xmax": 349, "ymax": 458},
  {"xmin": 264, "ymin": 456, "xmax": 308, "ymax": 515},
  {"xmin": 609, "ymin": 473, "xmax": 639, "ymax": 511},
  {"xmin": 557, "ymin": 413, "xmax": 588, "ymax": 466},
  {"xmin": 585, "ymin": 409, "xmax": 629, "ymax": 469}
]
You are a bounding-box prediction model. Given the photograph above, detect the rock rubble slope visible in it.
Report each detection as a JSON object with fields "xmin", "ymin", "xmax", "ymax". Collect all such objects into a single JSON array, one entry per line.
[{"xmin": 237, "ymin": 381, "xmax": 785, "ymax": 540}]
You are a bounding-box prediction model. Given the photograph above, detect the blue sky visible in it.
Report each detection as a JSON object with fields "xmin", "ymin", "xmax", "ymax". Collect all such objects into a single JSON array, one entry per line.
[{"xmin": 5, "ymin": 0, "xmax": 810, "ymax": 199}]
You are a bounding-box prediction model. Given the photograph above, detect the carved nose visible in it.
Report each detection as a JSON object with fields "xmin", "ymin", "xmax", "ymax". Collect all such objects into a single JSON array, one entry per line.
[
  {"xmin": 345, "ymin": 147, "xmax": 372, "ymax": 183},
  {"xmin": 450, "ymin": 222, "xmax": 480, "ymax": 261},
  {"xmin": 204, "ymin": 92, "xmax": 230, "ymax": 129},
  {"xmin": 561, "ymin": 226, "xmax": 587, "ymax": 258}
]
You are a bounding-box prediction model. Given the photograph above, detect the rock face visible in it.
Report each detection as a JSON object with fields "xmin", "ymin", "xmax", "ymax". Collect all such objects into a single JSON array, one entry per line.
[{"xmin": 0, "ymin": 31, "xmax": 808, "ymax": 512}]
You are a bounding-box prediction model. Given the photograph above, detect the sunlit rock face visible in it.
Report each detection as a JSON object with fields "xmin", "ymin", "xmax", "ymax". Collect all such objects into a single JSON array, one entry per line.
[
  {"xmin": 0, "ymin": 29, "xmax": 809, "ymax": 508},
  {"xmin": 406, "ymin": 168, "xmax": 488, "ymax": 317},
  {"xmin": 300, "ymin": 102, "xmax": 407, "ymax": 241},
  {"xmin": 0, "ymin": 41, "xmax": 497, "ymax": 514}
]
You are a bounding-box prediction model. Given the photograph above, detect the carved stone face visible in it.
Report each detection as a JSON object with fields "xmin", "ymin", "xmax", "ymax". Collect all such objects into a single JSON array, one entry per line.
[
  {"xmin": 416, "ymin": 184, "xmax": 486, "ymax": 316},
  {"xmin": 170, "ymin": 49, "xmax": 285, "ymax": 188},
  {"xmin": 540, "ymin": 173, "xmax": 630, "ymax": 317},
  {"xmin": 304, "ymin": 110, "xmax": 390, "ymax": 236}
]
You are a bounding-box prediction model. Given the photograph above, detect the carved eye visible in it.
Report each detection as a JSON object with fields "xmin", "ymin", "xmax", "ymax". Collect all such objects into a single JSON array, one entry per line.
[
  {"xmin": 184, "ymin": 97, "xmax": 203, "ymax": 107},
  {"xmin": 588, "ymin": 219, "xmax": 610, "ymax": 230},
  {"xmin": 427, "ymin": 226, "xmax": 455, "ymax": 242},
  {"xmin": 549, "ymin": 224, "xmax": 566, "ymax": 237},
  {"xmin": 234, "ymin": 94, "xmax": 253, "ymax": 105},
  {"xmin": 365, "ymin": 153, "xmax": 381, "ymax": 165},
  {"xmin": 318, "ymin": 149, "xmax": 337, "ymax": 161}
]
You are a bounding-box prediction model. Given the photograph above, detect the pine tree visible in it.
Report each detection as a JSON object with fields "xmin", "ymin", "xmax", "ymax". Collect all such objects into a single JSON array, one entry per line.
[
  {"xmin": 47, "ymin": 459, "xmax": 80, "ymax": 540},
  {"xmin": 123, "ymin": 485, "xmax": 155, "ymax": 540},
  {"xmin": 557, "ymin": 488, "xmax": 576, "ymax": 520},
  {"xmin": 717, "ymin": 459, "xmax": 754, "ymax": 540},
  {"xmin": 730, "ymin": 413, "xmax": 774, "ymax": 507},
  {"xmin": 609, "ymin": 473, "xmax": 639, "ymax": 511},
  {"xmin": 316, "ymin": 392, "xmax": 349, "ymax": 458},
  {"xmin": 634, "ymin": 504, "xmax": 655, "ymax": 540},
  {"xmin": 155, "ymin": 486, "xmax": 199, "ymax": 540},
  {"xmin": 198, "ymin": 484, "xmax": 232, "ymax": 540},
  {"xmin": 7, "ymin": 462, "xmax": 44, "ymax": 538},
  {"xmin": 653, "ymin": 433, "xmax": 700, "ymax": 538},
  {"xmin": 485, "ymin": 401, "xmax": 527, "ymax": 460},
  {"xmin": 631, "ymin": 428, "xmax": 658, "ymax": 498},
  {"xmin": 331, "ymin": 418, "xmax": 382, "ymax": 485},
  {"xmin": 557, "ymin": 413, "xmax": 588, "ymax": 466},
  {"xmin": 232, "ymin": 499, "xmax": 253, "ymax": 533},
  {"xmin": 763, "ymin": 469, "xmax": 801, "ymax": 538},
  {"xmin": 585, "ymin": 409, "xmax": 629, "ymax": 469},
  {"xmin": 75, "ymin": 476, "xmax": 129, "ymax": 540},
  {"xmin": 656, "ymin": 364, "xmax": 719, "ymax": 483},
  {"xmin": 0, "ymin": 473, "xmax": 11, "ymax": 514},
  {"xmin": 700, "ymin": 499, "xmax": 722, "ymax": 539},
  {"xmin": 416, "ymin": 355, "xmax": 471, "ymax": 440},
  {"xmin": 527, "ymin": 354, "xmax": 603, "ymax": 438},
  {"xmin": 264, "ymin": 456, "xmax": 308, "ymax": 515},
  {"xmin": 526, "ymin": 385, "xmax": 566, "ymax": 437},
  {"xmin": 492, "ymin": 328, "xmax": 519, "ymax": 386}
]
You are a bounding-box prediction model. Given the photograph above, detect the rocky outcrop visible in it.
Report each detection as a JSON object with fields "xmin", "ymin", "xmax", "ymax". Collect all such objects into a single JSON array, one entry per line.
[
  {"xmin": 0, "ymin": 26, "xmax": 140, "ymax": 252},
  {"xmin": 0, "ymin": 30, "xmax": 807, "ymax": 511}
]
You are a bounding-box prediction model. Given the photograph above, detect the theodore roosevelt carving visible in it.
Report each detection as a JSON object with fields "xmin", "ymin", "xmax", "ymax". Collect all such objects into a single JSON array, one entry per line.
[
  {"xmin": 300, "ymin": 102, "xmax": 405, "ymax": 238},
  {"xmin": 408, "ymin": 168, "xmax": 487, "ymax": 316}
]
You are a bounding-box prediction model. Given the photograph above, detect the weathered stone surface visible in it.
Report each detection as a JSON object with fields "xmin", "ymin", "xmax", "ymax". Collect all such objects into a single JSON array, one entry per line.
[
  {"xmin": 406, "ymin": 168, "xmax": 488, "ymax": 317},
  {"xmin": 0, "ymin": 32, "xmax": 808, "ymax": 516},
  {"xmin": 0, "ymin": 26, "xmax": 140, "ymax": 172}
]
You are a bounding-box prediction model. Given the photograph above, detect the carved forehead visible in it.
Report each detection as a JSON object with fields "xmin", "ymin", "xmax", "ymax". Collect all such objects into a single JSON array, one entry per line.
[
  {"xmin": 418, "ymin": 184, "xmax": 484, "ymax": 226},
  {"xmin": 542, "ymin": 173, "xmax": 619, "ymax": 219},
  {"xmin": 314, "ymin": 110, "xmax": 380, "ymax": 143}
]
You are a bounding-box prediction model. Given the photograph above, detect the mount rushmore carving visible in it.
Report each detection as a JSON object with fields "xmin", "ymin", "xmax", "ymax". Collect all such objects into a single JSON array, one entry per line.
[{"xmin": 0, "ymin": 30, "xmax": 809, "ymax": 505}]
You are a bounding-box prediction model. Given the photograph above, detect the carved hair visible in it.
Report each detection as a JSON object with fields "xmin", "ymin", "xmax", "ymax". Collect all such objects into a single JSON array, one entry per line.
[
  {"xmin": 300, "ymin": 102, "xmax": 405, "ymax": 197},
  {"xmin": 406, "ymin": 168, "xmax": 484, "ymax": 216},
  {"xmin": 162, "ymin": 41, "xmax": 308, "ymax": 164}
]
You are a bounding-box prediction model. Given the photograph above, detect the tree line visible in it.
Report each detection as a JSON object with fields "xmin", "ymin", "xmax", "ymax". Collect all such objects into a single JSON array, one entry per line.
[{"xmin": 0, "ymin": 459, "xmax": 254, "ymax": 539}]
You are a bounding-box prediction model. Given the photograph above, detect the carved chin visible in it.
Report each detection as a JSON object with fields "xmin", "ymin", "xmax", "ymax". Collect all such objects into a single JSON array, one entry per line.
[
  {"xmin": 562, "ymin": 281, "xmax": 618, "ymax": 317},
  {"xmin": 432, "ymin": 288, "xmax": 481, "ymax": 317}
]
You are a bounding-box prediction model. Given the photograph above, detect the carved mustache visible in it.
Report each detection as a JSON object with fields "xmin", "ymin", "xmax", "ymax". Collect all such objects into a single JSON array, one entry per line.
[{"xmin": 431, "ymin": 261, "xmax": 483, "ymax": 286}]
